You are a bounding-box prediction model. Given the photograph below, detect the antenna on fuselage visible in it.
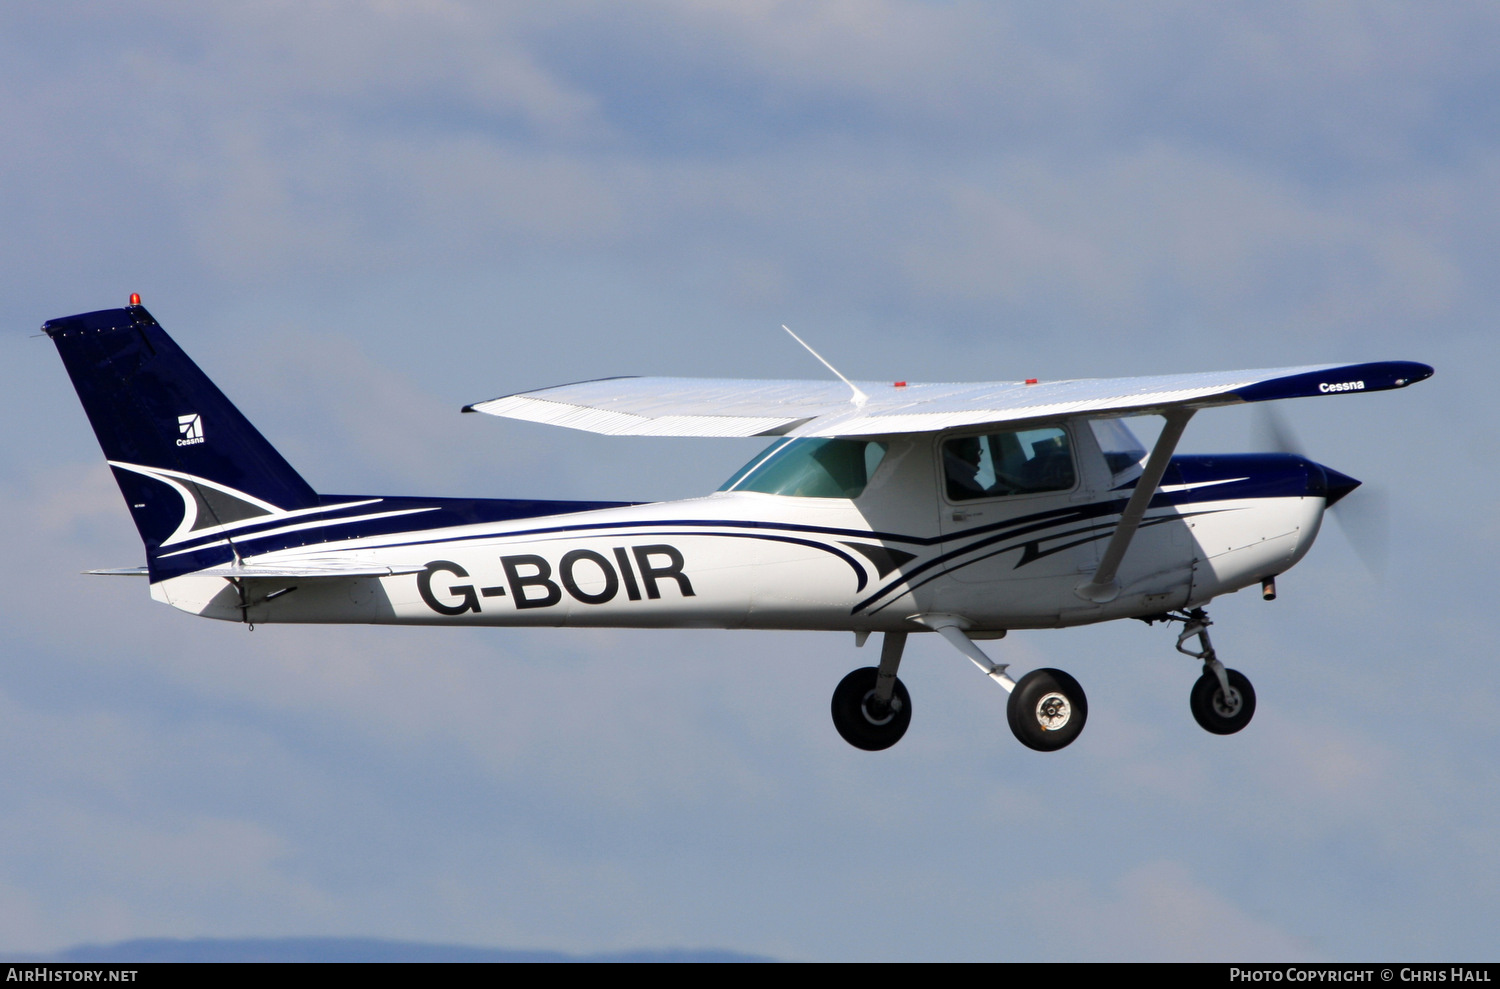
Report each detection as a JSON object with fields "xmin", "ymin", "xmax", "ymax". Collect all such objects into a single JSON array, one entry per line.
[{"xmin": 782, "ymin": 324, "xmax": 868, "ymax": 407}]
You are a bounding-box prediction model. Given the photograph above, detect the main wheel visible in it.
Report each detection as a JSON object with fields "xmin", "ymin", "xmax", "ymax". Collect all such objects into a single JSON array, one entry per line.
[
  {"xmin": 1190, "ymin": 667, "xmax": 1256, "ymax": 735},
  {"xmin": 831, "ymin": 667, "xmax": 912, "ymax": 751},
  {"xmin": 1007, "ymin": 668, "xmax": 1088, "ymax": 751}
]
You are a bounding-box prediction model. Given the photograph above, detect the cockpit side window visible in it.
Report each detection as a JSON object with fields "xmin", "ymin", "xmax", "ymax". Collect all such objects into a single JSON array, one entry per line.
[
  {"xmin": 943, "ymin": 426, "xmax": 1076, "ymax": 502},
  {"xmin": 720, "ymin": 437, "xmax": 889, "ymax": 499}
]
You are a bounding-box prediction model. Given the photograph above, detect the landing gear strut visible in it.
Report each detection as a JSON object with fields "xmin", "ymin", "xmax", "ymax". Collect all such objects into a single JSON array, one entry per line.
[
  {"xmin": 919, "ymin": 617, "xmax": 1089, "ymax": 752},
  {"xmin": 1173, "ymin": 608, "xmax": 1256, "ymax": 735},
  {"xmin": 831, "ymin": 632, "xmax": 912, "ymax": 750}
]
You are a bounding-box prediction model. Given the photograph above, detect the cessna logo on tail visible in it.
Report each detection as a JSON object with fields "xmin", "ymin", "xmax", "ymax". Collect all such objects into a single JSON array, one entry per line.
[{"xmin": 176, "ymin": 413, "xmax": 204, "ymax": 446}]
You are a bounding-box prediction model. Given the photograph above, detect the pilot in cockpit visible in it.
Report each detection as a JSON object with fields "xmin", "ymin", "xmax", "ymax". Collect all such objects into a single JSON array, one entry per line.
[{"xmin": 944, "ymin": 436, "xmax": 989, "ymax": 501}]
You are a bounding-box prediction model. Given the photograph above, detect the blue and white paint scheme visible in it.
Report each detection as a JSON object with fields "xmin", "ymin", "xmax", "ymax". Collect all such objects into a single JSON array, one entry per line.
[{"xmin": 46, "ymin": 301, "xmax": 1433, "ymax": 752}]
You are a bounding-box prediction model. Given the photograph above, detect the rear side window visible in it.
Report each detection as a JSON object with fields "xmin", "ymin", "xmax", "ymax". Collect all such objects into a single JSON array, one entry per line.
[{"xmin": 1090, "ymin": 418, "xmax": 1148, "ymax": 481}]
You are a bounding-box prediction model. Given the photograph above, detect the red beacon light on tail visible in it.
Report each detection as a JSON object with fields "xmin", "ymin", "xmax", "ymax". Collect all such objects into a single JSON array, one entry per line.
[{"xmin": 129, "ymin": 293, "xmax": 141, "ymax": 306}]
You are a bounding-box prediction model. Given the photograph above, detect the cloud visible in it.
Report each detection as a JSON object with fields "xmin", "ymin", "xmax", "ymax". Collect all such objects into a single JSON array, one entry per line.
[
  {"xmin": 1026, "ymin": 861, "xmax": 1318, "ymax": 960},
  {"xmin": 1, "ymin": 0, "xmax": 1493, "ymax": 358}
]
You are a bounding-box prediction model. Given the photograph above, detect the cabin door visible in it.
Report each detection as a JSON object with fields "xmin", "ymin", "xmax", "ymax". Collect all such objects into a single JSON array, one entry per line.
[{"xmin": 935, "ymin": 425, "xmax": 1100, "ymax": 587}]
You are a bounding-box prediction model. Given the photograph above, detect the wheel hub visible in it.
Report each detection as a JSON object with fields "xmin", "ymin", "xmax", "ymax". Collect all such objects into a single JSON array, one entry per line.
[
  {"xmin": 860, "ymin": 691, "xmax": 899, "ymax": 726},
  {"xmin": 1211, "ymin": 687, "xmax": 1242, "ymax": 718},
  {"xmin": 1034, "ymin": 691, "xmax": 1072, "ymax": 730}
]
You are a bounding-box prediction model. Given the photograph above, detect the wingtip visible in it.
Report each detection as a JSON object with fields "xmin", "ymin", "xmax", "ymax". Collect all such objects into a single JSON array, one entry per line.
[{"xmin": 1396, "ymin": 362, "xmax": 1435, "ymax": 386}]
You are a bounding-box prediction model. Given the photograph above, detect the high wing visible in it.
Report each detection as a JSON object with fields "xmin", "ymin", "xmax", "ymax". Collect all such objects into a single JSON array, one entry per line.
[{"xmin": 465, "ymin": 361, "xmax": 1433, "ymax": 437}]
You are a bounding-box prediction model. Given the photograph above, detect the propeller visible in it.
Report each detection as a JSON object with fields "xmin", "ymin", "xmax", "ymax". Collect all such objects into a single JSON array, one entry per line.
[{"xmin": 1253, "ymin": 404, "xmax": 1390, "ymax": 578}]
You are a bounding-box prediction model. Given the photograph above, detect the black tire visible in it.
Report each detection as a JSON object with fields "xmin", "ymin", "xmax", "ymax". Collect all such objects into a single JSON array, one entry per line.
[
  {"xmin": 831, "ymin": 667, "xmax": 912, "ymax": 751},
  {"xmin": 1190, "ymin": 667, "xmax": 1256, "ymax": 735},
  {"xmin": 1007, "ymin": 668, "xmax": 1088, "ymax": 751}
]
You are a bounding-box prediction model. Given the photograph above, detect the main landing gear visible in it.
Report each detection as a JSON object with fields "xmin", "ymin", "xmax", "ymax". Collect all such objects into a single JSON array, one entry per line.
[
  {"xmin": 1006, "ymin": 667, "xmax": 1088, "ymax": 752},
  {"xmin": 1169, "ymin": 608, "xmax": 1256, "ymax": 735},
  {"xmin": 830, "ymin": 632, "xmax": 912, "ymax": 751},
  {"xmin": 830, "ymin": 623, "xmax": 1090, "ymax": 752},
  {"xmin": 829, "ymin": 609, "xmax": 1256, "ymax": 752}
]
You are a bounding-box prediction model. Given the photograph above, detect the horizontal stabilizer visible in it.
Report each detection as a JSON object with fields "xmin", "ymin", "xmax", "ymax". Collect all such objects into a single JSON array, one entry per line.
[
  {"xmin": 466, "ymin": 362, "xmax": 1433, "ymax": 438},
  {"xmin": 84, "ymin": 567, "xmax": 150, "ymax": 577},
  {"xmin": 190, "ymin": 560, "xmax": 429, "ymax": 579}
]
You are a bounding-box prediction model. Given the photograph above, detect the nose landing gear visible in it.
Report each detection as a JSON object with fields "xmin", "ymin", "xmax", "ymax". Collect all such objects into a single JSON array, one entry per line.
[
  {"xmin": 1171, "ymin": 608, "xmax": 1256, "ymax": 735},
  {"xmin": 1190, "ymin": 666, "xmax": 1256, "ymax": 734}
]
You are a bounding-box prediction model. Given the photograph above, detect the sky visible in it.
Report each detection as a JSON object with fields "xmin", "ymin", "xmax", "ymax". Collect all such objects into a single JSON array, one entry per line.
[{"xmin": 1, "ymin": 0, "xmax": 1496, "ymax": 962}]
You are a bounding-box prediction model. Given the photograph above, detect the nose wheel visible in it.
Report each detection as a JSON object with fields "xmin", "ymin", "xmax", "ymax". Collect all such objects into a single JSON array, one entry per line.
[
  {"xmin": 1189, "ymin": 666, "xmax": 1256, "ymax": 734},
  {"xmin": 1171, "ymin": 608, "xmax": 1256, "ymax": 735}
]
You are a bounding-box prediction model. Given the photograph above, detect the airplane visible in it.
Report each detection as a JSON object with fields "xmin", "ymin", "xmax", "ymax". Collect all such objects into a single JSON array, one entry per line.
[{"xmin": 44, "ymin": 297, "xmax": 1433, "ymax": 752}]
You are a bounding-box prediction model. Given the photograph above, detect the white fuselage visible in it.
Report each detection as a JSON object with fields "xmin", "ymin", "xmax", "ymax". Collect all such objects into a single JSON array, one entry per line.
[{"xmin": 151, "ymin": 426, "xmax": 1327, "ymax": 635}]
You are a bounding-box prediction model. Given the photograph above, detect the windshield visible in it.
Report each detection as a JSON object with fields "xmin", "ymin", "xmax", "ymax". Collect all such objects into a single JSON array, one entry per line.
[{"xmin": 719, "ymin": 438, "xmax": 889, "ymax": 499}]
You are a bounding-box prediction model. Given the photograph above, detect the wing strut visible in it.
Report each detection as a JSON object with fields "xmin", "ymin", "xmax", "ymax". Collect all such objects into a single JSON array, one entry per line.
[{"xmin": 1075, "ymin": 408, "xmax": 1196, "ymax": 604}]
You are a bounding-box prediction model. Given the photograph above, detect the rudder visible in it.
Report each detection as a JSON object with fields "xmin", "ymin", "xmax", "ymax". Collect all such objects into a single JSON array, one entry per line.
[{"xmin": 45, "ymin": 303, "xmax": 319, "ymax": 567}]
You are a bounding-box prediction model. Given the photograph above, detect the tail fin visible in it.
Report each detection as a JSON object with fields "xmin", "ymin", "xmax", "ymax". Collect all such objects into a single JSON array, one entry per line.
[{"xmin": 45, "ymin": 304, "xmax": 319, "ymax": 569}]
